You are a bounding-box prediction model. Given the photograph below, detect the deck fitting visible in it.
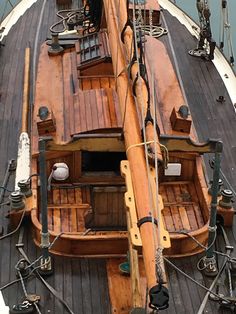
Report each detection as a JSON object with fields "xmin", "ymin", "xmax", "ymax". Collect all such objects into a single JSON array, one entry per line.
[
  {"xmin": 216, "ymin": 96, "xmax": 226, "ymax": 103},
  {"xmin": 38, "ymin": 256, "xmax": 53, "ymax": 276},
  {"xmin": 18, "ymin": 179, "xmax": 32, "ymax": 198},
  {"xmin": 9, "ymin": 191, "xmax": 25, "ymax": 211},
  {"xmin": 219, "ymin": 189, "xmax": 233, "ymax": 209},
  {"xmin": 48, "ymin": 33, "xmax": 64, "ymax": 56},
  {"xmin": 200, "ymin": 256, "xmax": 218, "ymax": 277}
]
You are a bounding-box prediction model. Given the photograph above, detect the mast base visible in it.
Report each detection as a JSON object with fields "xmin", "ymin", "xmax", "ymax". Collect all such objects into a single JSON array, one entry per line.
[{"xmin": 149, "ymin": 284, "xmax": 169, "ymax": 310}]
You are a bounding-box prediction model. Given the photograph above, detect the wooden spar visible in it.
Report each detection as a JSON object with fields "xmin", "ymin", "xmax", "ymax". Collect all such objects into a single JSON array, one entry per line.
[
  {"xmin": 103, "ymin": 0, "xmax": 169, "ymax": 300},
  {"xmin": 21, "ymin": 47, "xmax": 30, "ymax": 133},
  {"xmin": 116, "ymin": 0, "xmax": 162, "ymax": 164},
  {"xmin": 14, "ymin": 48, "xmax": 31, "ymax": 191}
]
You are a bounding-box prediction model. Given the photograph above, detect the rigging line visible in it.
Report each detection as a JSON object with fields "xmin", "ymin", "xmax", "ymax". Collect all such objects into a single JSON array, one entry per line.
[
  {"xmin": 0, "ymin": 231, "xmax": 63, "ymax": 291},
  {"xmin": 0, "ymin": 0, "xmax": 9, "ymax": 26},
  {"xmin": 197, "ymin": 228, "xmax": 232, "ymax": 314},
  {"xmin": 17, "ymin": 270, "xmax": 42, "ymax": 314},
  {"xmin": 224, "ymin": 5, "xmax": 234, "ymax": 63},
  {"xmin": 170, "ymin": 229, "xmax": 236, "ymax": 263},
  {"xmin": 160, "ymin": 10, "xmax": 189, "ymax": 107},
  {"xmin": 50, "ymin": 8, "xmax": 84, "ymax": 34},
  {"xmin": 163, "ymin": 256, "xmax": 231, "ymax": 305},
  {"xmin": 16, "ymin": 228, "xmax": 75, "ymax": 314},
  {"xmin": 147, "ymin": 8, "xmax": 160, "ymax": 233},
  {"xmin": 219, "ymin": 0, "xmax": 224, "ymax": 48},
  {"xmin": 8, "ymin": 0, "xmax": 13, "ymax": 8},
  {"xmin": 0, "ymin": 209, "xmax": 25, "ymax": 240},
  {"xmin": 131, "ymin": 0, "xmax": 158, "ymax": 255},
  {"xmin": 0, "ymin": 261, "xmax": 52, "ymax": 291},
  {"xmin": 122, "ymin": 41, "xmax": 133, "ymax": 131},
  {"xmin": 115, "ymin": 0, "xmax": 121, "ymax": 91},
  {"xmin": 152, "ymin": 74, "xmax": 161, "ymax": 248},
  {"xmin": 152, "ymin": 72, "xmax": 166, "ymax": 284}
]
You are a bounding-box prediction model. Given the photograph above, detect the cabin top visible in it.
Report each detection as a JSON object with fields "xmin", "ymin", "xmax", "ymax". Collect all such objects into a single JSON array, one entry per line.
[{"xmin": 32, "ymin": 0, "xmax": 194, "ymax": 155}]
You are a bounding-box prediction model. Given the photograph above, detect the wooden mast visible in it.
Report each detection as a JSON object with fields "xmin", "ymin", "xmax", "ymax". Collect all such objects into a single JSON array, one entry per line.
[{"xmin": 103, "ymin": 0, "xmax": 170, "ymax": 309}]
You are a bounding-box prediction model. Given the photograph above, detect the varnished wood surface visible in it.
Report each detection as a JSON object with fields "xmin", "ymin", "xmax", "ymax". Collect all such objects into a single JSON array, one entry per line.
[
  {"xmin": 0, "ymin": 1, "xmax": 111, "ymax": 313},
  {"xmin": 0, "ymin": 1, "xmax": 236, "ymax": 313},
  {"xmin": 160, "ymin": 181, "xmax": 205, "ymax": 232}
]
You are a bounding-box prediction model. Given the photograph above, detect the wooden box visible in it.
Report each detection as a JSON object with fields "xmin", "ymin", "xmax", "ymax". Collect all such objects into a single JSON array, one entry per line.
[
  {"xmin": 170, "ymin": 107, "xmax": 192, "ymax": 133},
  {"xmin": 37, "ymin": 111, "xmax": 56, "ymax": 135}
]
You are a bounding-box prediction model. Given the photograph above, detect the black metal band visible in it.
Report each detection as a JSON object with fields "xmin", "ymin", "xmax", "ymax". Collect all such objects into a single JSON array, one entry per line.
[{"xmin": 137, "ymin": 216, "xmax": 158, "ymax": 228}]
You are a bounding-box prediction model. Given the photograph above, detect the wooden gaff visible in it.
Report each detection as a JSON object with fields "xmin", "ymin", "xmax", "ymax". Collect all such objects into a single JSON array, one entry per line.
[
  {"xmin": 103, "ymin": 0, "xmax": 166, "ymax": 293},
  {"xmin": 21, "ymin": 48, "xmax": 30, "ymax": 133}
]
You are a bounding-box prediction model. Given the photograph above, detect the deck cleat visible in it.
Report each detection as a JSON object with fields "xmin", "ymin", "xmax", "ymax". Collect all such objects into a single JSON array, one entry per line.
[
  {"xmin": 200, "ymin": 256, "xmax": 218, "ymax": 277},
  {"xmin": 10, "ymin": 301, "xmax": 34, "ymax": 314},
  {"xmin": 219, "ymin": 189, "xmax": 234, "ymax": 209},
  {"xmin": 188, "ymin": 48, "xmax": 207, "ymax": 58}
]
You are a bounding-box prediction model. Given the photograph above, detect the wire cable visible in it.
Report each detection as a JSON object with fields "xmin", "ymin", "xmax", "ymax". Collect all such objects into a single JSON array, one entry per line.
[
  {"xmin": 0, "ymin": 209, "xmax": 25, "ymax": 240},
  {"xmin": 163, "ymin": 256, "xmax": 231, "ymax": 305}
]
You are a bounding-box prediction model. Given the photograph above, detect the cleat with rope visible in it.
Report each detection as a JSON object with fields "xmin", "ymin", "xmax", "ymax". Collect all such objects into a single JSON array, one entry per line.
[
  {"xmin": 10, "ymin": 301, "xmax": 35, "ymax": 314},
  {"xmin": 199, "ymin": 255, "xmax": 218, "ymax": 277},
  {"xmin": 188, "ymin": 48, "xmax": 208, "ymax": 58},
  {"xmin": 15, "ymin": 259, "xmax": 30, "ymax": 278}
]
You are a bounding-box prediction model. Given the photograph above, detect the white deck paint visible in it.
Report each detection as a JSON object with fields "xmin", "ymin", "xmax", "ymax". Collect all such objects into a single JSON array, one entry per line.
[
  {"xmin": 0, "ymin": 0, "xmax": 38, "ymax": 41},
  {"xmin": 0, "ymin": 292, "xmax": 9, "ymax": 313},
  {"xmin": 15, "ymin": 132, "xmax": 31, "ymax": 191},
  {"xmin": 159, "ymin": 0, "xmax": 236, "ymax": 111}
]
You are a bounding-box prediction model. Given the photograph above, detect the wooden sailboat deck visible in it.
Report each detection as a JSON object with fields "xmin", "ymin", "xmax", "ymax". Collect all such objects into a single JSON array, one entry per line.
[{"xmin": 0, "ymin": 1, "xmax": 236, "ymax": 313}]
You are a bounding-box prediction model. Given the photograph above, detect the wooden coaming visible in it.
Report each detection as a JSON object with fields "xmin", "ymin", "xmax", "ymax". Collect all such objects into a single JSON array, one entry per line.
[
  {"xmin": 32, "ymin": 207, "xmax": 128, "ymax": 257},
  {"xmin": 30, "ymin": 0, "xmax": 211, "ymax": 264},
  {"xmin": 1, "ymin": 0, "xmax": 236, "ymax": 311},
  {"xmin": 32, "ymin": 43, "xmax": 122, "ymax": 155}
]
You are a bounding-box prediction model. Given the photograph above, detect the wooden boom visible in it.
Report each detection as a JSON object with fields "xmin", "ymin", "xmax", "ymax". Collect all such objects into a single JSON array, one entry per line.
[{"xmin": 103, "ymin": 0, "xmax": 170, "ymax": 308}]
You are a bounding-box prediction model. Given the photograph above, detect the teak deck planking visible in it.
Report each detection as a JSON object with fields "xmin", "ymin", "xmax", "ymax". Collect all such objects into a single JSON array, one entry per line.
[{"xmin": 0, "ymin": 0, "xmax": 236, "ymax": 313}]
